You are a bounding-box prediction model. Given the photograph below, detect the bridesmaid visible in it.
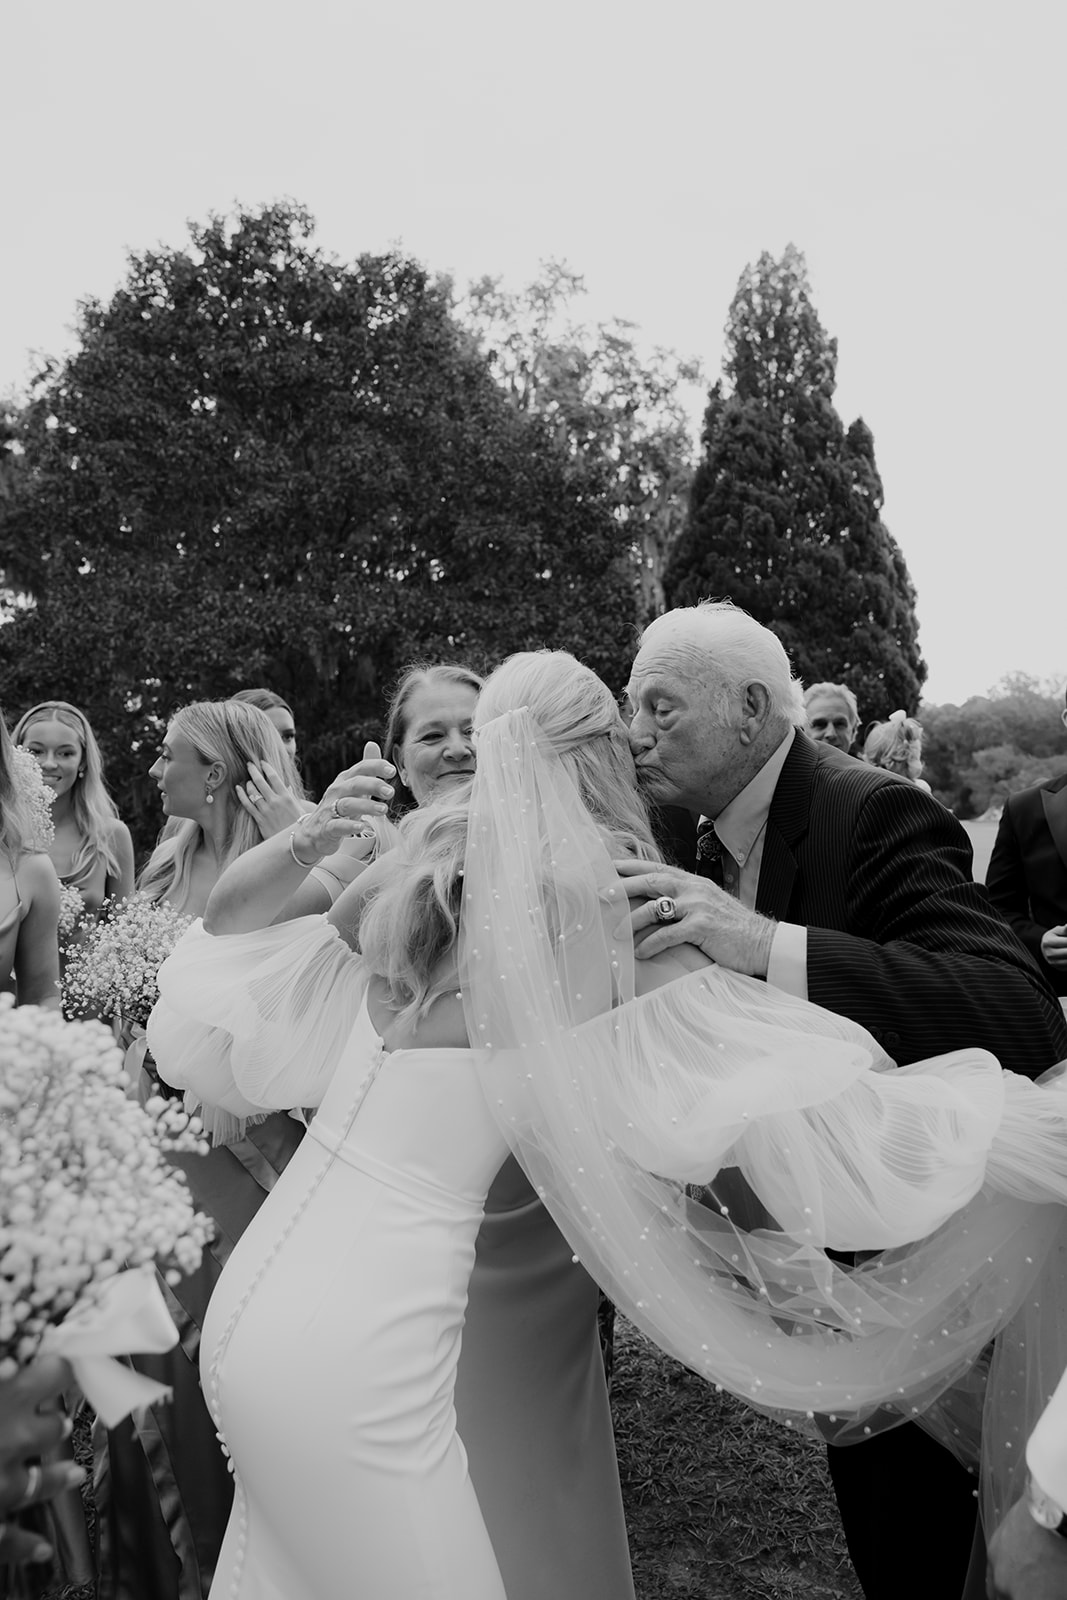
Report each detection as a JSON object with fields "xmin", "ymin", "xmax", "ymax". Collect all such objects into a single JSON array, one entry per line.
[
  {"xmin": 0, "ymin": 711, "xmax": 92, "ymax": 1590},
  {"xmin": 12, "ymin": 700, "xmax": 135, "ymax": 920},
  {"xmin": 0, "ymin": 708, "xmax": 60, "ymax": 1007},
  {"xmin": 231, "ymin": 686, "xmax": 300, "ymax": 765},
  {"xmin": 95, "ymin": 699, "xmax": 312, "ymax": 1600}
]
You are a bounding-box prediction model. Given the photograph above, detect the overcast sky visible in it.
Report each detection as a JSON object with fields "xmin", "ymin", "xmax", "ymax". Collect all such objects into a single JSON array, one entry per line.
[{"xmin": 3, "ymin": 0, "xmax": 1063, "ymax": 706}]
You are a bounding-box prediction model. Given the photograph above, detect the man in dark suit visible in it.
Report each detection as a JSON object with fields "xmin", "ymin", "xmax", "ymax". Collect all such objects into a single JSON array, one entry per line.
[
  {"xmin": 617, "ymin": 602, "xmax": 1067, "ymax": 1600},
  {"xmin": 987, "ymin": 699, "xmax": 1067, "ymax": 997}
]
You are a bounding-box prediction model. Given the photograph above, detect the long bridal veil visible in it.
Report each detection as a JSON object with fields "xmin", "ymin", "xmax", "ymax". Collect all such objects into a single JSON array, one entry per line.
[{"xmin": 459, "ymin": 707, "xmax": 1067, "ymax": 1527}]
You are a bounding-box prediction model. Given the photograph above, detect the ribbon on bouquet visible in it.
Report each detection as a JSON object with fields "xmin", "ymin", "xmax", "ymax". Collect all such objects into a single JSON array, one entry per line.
[
  {"xmin": 117, "ymin": 1020, "xmax": 151, "ymax": 1103},
  {"xmin": 40, "ymin": 1267, "xmax": 180, "ymax": 1426}
]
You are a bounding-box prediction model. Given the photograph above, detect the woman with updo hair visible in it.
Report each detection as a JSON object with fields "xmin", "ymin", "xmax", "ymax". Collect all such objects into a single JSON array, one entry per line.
[
  {"xmin": 863, "ymin": 710, "xmax": 932, "ymax": 791},
  {"xmin": 13, "ymin": 699, "xmax": 134, "ymax": 918}
]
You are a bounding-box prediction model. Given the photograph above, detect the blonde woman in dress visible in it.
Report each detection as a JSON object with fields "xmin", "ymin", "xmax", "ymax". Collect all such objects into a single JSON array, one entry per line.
[
  {"xmin": 13, "ymin": 700, "xmax": 135, "ymax": 920},
  {"xmin": 0, "ymin": 710, "xmax": 60, "ymax": 1006},
  {"xmin": 98, "ymin": 699, "xmax": 319, "ymax": 1600}
]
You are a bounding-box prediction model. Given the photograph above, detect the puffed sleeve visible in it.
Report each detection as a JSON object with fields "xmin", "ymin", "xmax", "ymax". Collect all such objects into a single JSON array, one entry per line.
[{"xmin": 147, "ymin": 916, "xmax": 368, "ymax": 1138}]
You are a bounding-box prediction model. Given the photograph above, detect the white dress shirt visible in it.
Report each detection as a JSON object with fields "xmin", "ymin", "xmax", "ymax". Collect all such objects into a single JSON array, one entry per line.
[
  {"xmin": 1029, "ymin": 1362, "xmax": 1067, "ymax": 1505},
  {"xmin": 702, "ymin": 730, "xmax": 809, "ymax": 999}
]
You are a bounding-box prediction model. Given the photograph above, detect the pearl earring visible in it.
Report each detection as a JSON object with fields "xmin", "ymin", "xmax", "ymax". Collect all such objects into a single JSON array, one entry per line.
[{"xmin": 206, "ymin": 787, "xmax": 215, "ymax": 805}]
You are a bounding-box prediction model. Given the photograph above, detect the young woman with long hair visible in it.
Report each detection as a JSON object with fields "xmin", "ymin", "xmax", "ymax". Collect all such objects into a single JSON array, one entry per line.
[
  {"xmin": 0, "ymin": 711, "xmax": 60, "ymax": 1007},
  {"xmin": 13, "ymin": 700, "xmax": 134, "ymax": 918},
  {"xmin": 97, "ymin": 698, "xmax": 316, "ymax": 1600}
]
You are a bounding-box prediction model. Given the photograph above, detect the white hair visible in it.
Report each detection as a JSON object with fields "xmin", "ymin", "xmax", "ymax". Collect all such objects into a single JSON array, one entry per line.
[{"xmin": 638, "ymin": 603, "xmax": 805, "ymax": 727}]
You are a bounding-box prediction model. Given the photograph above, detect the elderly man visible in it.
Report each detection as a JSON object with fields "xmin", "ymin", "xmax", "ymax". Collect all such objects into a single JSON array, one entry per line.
[
  {"xmin": 803, "ymin": 679, "xmax": 860, "ymax": 753},
  {"xmin": 618, "ymin": 602, "xmax": 1067, "ymax": 1600}
]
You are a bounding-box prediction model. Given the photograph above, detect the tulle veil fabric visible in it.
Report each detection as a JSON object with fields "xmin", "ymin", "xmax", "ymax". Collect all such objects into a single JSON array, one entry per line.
[
  {"xmin": 459, "ymin": 708, "xmax": 1067, "ymax": 1528},
  {"xmin": 147, "ymin": 915, "xmax": 369, "ymax": 1141}
]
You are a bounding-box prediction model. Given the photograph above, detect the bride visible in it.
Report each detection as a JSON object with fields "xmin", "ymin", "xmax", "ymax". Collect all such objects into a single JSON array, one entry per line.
[{"xmin": 150, "ymin": 650, "xmax": 1067, "ymax": 1600}]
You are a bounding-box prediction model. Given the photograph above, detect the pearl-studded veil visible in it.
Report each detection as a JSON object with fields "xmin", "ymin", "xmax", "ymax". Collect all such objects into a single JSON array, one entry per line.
[{"xmin": 460, "ymin": 704, "xmax": 1067, "ymax": 1524}]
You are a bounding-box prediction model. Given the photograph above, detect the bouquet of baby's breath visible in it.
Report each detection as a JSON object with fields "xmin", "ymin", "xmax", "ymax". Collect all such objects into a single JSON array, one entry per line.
[
  {"xmin": 56, "ymin": 882, "xmax": 88, "ymax": 948},
  {"xmin": 62, "ymin": 893, "xmax": 192, "ymax": 1027},
  {"xmin": 0, "ymin": 996, "xmax": 212, "ymax": 1376},
  {"xmin": 10, "ymin": 745, "xmax": 55, "ymax": 850}
]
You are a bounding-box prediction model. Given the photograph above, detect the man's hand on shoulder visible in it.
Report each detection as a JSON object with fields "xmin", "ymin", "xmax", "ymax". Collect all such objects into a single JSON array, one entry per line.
[{"xmin": 613, "ymin": 859, "xmax": 777, "ymax": 978}]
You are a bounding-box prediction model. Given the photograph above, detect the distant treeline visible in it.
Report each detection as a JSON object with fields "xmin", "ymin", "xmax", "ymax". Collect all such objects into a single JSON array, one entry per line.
[{"xmin": 920, "ymin": 674, "xmax": 1066, "ymax": 817}]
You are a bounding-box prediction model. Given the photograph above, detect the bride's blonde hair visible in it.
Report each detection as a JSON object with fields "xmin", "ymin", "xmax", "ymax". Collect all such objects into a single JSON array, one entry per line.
[{"xmin": 358, "ymin": 651, "xmax": 661, "ymax": 1024}]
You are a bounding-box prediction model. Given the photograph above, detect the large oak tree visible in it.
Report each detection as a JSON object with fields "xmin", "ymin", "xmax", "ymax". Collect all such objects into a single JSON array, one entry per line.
[{"xmin": 0, "ymin": 205, "xmax": 635, "ymax": 850}]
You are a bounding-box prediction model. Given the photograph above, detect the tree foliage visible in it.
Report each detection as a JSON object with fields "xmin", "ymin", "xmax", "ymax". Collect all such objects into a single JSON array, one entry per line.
[
  {"xmin": 458, "ymin": 262, "xmax": 702, "ymax": 624},
  {"xmin": 0, "ymin": 205, "xmax": 636, "ymax": 854},
  {"xmin": 665, "ymin": 245, "xmax": 925, "ymax": 719},
  {"xmin": 921, "ymin": 674, "xmax": 1067, "ymax": 816}
]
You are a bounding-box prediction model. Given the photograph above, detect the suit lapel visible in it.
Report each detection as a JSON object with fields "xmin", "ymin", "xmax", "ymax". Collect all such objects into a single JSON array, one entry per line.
[
  {"xmin": 1041, "ymin": 778, "xmax": 1067, "ymax": 873},
  {"xmin": 755, "ymin": 730, "xmax": 815, "ymax": 918},
  {"xmin": 756, "ymin": 822, "xmax": 796, "ymax": 917}
]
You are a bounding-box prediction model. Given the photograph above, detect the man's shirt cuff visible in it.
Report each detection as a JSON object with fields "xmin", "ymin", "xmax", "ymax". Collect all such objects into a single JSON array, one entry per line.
[
  {"xmin": 767, "ymin": 922, "xmax": 808, "ymax": 999},
  {"xmin": 1028, "ymin": 1364, "xmax": 1067, "ymax": 1505}
]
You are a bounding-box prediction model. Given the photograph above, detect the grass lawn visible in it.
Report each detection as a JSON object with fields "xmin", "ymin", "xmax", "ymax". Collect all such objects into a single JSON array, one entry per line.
[{"xmin": 613, "ymin": 1317, "xmax": 862, "ymax": 1600}]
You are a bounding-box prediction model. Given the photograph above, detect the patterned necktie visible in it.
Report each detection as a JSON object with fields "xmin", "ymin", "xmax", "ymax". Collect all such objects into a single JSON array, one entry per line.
[{"xmin": 695, "ymin": 820, "xmax": 725, "ymax": 887}]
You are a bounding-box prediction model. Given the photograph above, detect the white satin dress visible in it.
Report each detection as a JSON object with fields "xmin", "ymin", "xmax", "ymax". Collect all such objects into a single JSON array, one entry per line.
[{"xmin": 201, "ymin": 997, "xmax": 513, "ymax": 1600}]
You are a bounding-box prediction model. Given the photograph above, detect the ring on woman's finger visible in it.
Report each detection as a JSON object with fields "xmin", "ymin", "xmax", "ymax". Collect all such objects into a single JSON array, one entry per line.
[
  {"xmin": 247, "ymin": 791, "xmax": 261, "ymax": 806},
  {"xmin": 652, "ymin": 895, "xmax": 677, "ymax": 924},
  {"xmin": 330, "ymin": 798, "xmax": 343, "ymax": 820},
  {"xmin": 22, "ymin": 1463, "xmax": 41, "ymax": 1503}
]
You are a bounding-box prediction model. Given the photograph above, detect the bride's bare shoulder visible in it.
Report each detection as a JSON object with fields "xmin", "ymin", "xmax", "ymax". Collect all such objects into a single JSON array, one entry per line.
[{"xmin": 633, "ymin": 940, "xmax": 711, "ymax": 998}]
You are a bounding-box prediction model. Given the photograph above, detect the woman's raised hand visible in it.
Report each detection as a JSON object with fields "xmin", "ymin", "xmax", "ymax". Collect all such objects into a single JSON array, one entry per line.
[
  {"xmin": 291, "ymin": 744, "xmax": 395, "ymax": 863},
  {"xmin": 236, "ymin": 761, "xmax": 305, "ymax": 839}
]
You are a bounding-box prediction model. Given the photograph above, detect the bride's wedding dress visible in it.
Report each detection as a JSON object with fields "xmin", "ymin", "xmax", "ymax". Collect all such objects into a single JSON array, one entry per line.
[{"xmin": 198, "ymin": 993, "xmax": 512, "ymax": 1600}]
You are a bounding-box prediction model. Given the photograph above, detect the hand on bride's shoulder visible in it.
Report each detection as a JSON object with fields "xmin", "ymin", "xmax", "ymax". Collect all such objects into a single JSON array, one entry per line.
[{"xmin": 632, "ymin": 937, "xmax": 710, "ymax": 997}]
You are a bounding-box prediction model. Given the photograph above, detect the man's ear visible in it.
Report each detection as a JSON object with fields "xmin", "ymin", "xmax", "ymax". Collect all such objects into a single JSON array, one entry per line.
[{"xmin": 738, "ymin": 683, "xmax": 772, "ymax": 745}]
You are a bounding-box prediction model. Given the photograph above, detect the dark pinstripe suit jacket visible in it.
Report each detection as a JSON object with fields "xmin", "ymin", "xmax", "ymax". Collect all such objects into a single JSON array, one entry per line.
[
  {"xmin": 671, "ymin": 731, "xmax": 1067, "ymax": 1077},
  {"xmin": 987, "ymin": 772, "xmax": 1067, "ymax": 997}
]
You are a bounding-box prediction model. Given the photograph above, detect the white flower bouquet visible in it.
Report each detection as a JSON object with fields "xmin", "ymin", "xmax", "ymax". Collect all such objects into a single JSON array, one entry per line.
[
  {"xmin": 62, "ymin": 894, "xmax": 192, "ymax": 1028},
  {"xmin": 10, "ymin": 746, "xmax": 55, "ymax": 850},
  {"xmin": 0, "ymin": 996, "xmax": 212, "ymax": 1413},
  {"xmin": 56, "ymin": 883, "xmax": 87, "ymax": 948}
]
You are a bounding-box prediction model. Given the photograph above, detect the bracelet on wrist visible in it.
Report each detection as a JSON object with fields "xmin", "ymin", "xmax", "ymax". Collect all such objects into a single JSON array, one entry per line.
[{"xmin": 288, "ymin": 827, "xmax": 325, "ymax": 870}]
